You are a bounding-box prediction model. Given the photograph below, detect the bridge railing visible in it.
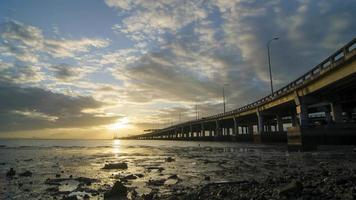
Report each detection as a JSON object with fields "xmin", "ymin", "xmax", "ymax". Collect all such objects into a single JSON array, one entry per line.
[
  {"xmin": 139, "ymin": 38, "xmax": 356, "ymax": 137},
  {"xmin": 205, "ymin": 37, "xmax": 356, "ymax": 120}
]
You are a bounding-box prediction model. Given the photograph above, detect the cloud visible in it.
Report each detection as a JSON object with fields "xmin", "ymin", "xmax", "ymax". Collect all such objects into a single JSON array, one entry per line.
[
  {"xmin": 44, "ymin": 38, "xmax": 109, "ymax": 58},
  {"xmin": 106, "ymin": 0, "xmax": 208, "ymax": 42},
  {"xmin": 0, "ymin": 62, "xmax": 44, "ymax": 84},
  {"xmin": 0, "ymin": 80, "xmax": 121, "ymax": 132},
  {"xmin": 50, "ymin": 63, "xmax": 96, "ymax": 81},
  {"xmin": 0, "ymin": 20, "xmax": 109, "ymax": 61}
]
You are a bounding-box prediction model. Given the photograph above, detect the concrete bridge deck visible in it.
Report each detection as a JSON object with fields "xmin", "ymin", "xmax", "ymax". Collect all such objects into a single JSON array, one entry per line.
[{"xmin": 122, "ymin": 38, "xmax": 356, "ymax": 150}]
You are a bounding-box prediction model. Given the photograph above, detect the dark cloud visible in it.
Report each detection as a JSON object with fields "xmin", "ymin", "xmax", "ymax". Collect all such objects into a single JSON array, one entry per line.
[{"xmin": 0, "ymin": 81, "xmax": 120, "ymax": 132}]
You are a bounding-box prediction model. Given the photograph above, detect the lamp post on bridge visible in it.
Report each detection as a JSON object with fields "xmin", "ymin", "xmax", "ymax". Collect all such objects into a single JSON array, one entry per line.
[
  {"xmin": 222, "ymin": 84, "xmax": 229, "ymax": 113},
  {"xmin": 267, "ymin": 37, "xmax": 279, "ymax": 94}
]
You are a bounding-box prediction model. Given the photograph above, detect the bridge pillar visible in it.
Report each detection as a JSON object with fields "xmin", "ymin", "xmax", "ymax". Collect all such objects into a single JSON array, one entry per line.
[
  {"xmin": 287, "ymin": 95, "xmax": 316, "ymax": 151},
  {"xmin": 189, "ymin": 124, "xmax": 193, "ymax": 139},
  {"xmin": 276, "ymin": 115, "xmax": 284, "ymax": 132},
  {"xmin": 201, "ymin": 123, "xmax": 205, "ymax": 138},
  {"xmin": 331, "ymin": 102, "xmax": 343, "ymax": 123},
  {"xmin": 215, "ymin": 120, "xmax": 219, "ymax": 139},
  {"xmin": 255, "ymin": 110, "xmax": 263, "ymax": 143},
  {"xmin": 233, "ymin": 117, "xmax": 237, "ymax": 136}
]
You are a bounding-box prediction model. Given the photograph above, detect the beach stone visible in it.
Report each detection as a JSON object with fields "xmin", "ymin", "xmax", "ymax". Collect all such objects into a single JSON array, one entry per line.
[
  {"xmin": 6, "ymin": 168, "xmax": 16, "ymax": 177},
  {"xmin": 19, "ymin": 170, "xmax": 32, "ymax": 177},
  {"xmin": 204, "ymin": 176, "xmax": 211, "ymax": 181},
  {"xmin": 103, "ymin": 163, "xmax": 128, "ymax": 170},
  {"xmin": 75, "ymin": 177, "xmax": 99, "ymax": 186},
  {"xmin": 135, "ymin": 173, "xmax": 144, "ymax": 178},
  {"xmin": 278, "ymin": 180, "xmax": 302, "ymax": 196},
  {"xmin": 148, "ymin": 179, "xmax": 165, "ymax": 186},
  {"xmin": 104, "ymin": 181, "xmax": 127, "ymax": 199},
  {"xmin": 56, "ymin": 174, "xmax": 61, "ymax": 178},
  {"xmin": 62, "ymin": 195, "xmax": 78, "ymax": 200},
  {"xmin": 123, "ymin": 174, "xmax": 137, "ymax": 180},
  {"xmin": 168, "ymin": 174, "xmax": 178, "ymax": 179},
  {"xmin": 165, "ymin": 157, "xmax": 175, "ymax": 162}
]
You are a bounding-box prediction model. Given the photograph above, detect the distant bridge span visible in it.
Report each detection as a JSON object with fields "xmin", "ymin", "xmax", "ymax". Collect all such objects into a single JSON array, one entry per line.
[{"xmin": 123, "ymin": 38, "xmax": 356, "ymax": 150}]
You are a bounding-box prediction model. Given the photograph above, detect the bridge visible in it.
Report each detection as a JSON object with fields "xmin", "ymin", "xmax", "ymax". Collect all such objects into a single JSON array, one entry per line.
[{"xmin": 122, "ymin": 38, "xmax": 356, "ymax": 150}]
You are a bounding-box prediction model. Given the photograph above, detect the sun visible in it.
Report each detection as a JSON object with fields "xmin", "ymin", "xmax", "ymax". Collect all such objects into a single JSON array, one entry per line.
[{"xmin": 108, "ymin": 117, "xmax": 129, "ymax": 130}]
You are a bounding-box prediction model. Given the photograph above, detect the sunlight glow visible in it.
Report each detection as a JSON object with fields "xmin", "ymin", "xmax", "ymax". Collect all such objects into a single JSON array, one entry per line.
[{"xmin": 108, "ymin": 117, "xmax": 129, "ymax": 131}]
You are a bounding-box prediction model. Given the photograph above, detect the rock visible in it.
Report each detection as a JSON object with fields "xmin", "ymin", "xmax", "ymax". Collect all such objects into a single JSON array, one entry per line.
[
  {"xmin": 75, "ymin": 177, "xmax": 99, "ymax": 186},
  {"xmin": 6, "ymin": 168, "xmax": 16, "ymax": 177},
  {"xmin": 46, "ymin": 186, "xmax": 59, "ymax": 193},
  {"xmin": 168, "ymin": 174, "xmax": 178, "ymax": 179},
  {"xmin": 56, "ymin": 174, "xmax": 61, "ymax": 178},
  {"xmin": 62, "ymin": 195, "xmax": 78, "ymax": 200},
  {"xmin": 148, "ymin": 179, "xmax": 165, "ymax": 186},
  {"xmin": 135, "ymin": 173, "xmax": 144, "ymax": 178},
  {"xmin": 19, "ymin": 170, "xmax": 32, "ymax": 177},
  {"xmin": 123, "ymin": 174, "xmax": 137, "ymax": 180},
  {"xmin": 165, "ymin": 157, "xmax": 175, "ymax": 162},
  {"xmin": 146, "ymin": 166, "xmax": 165, "ymax": 172},
  {"xmin": 102, "ymin": 163, "xmax": 128, "ymax": 170},
  {"xmin": 104, "ymin": 181, "xmax": 127, "ymax": 199},
  {"xmin": 278, "ymin": 180, "xmax": 303, "ymax": 196},
  {"xmin": 204, "ymin": 176, "xmax": 211, "ymax": 181}
]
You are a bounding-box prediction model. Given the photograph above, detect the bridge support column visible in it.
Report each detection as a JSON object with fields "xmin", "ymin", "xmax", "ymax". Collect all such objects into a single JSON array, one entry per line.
[
  {"xmin": 215, "ymin": 120, "xmax": 220, "ymax": 140},
  {"xmin": 189, "ymin": 124, "xmax": 193, "ymax": 139},
  {"xmin": 276, "ymin": 115, "xmax": 283, "ymax": 132},
  {"xmin": 287, "ymin": 95, "xmax": 316, "ymax": 151},
  {"xmin": 331, "ymin": 102, "xmax": 343, "ymax": 123},
  {"xmin": 255, "ymin": 110, "xmax": 263, "ymax": 143},
  {"xmin": 233, "ymin": 117, "xmax": 237, "ymax": 136}
]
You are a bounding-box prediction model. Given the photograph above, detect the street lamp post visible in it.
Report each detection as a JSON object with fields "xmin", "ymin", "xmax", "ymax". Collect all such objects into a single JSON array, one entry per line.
[
  {"xmin": 267, "ymin": 37, "xmax": 279, "ymax": 94},
  {"xmin": 222, "ymin": 84, "xmax": 229, "ymax": 113}
]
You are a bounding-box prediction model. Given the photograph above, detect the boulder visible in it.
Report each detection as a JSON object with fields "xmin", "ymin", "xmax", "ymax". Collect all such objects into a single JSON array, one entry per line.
[
  {"xmin": 102, "ymin": 163, "xmax": 128, "ymax": 170},
  {"xmin": 104, "ymin": 181, "xmax": 127, "ymax": 199}
]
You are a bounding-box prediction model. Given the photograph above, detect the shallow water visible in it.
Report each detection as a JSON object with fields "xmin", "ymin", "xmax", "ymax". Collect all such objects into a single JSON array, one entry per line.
[{"xmin": 0, "ymin": 139, "xmax": 355, "ymax": 199}]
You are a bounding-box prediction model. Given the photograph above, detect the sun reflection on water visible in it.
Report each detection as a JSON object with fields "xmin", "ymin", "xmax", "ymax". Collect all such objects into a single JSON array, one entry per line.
[{"xmin": 112, "ymin": 139, "xmax": 121, "ymax": 154}]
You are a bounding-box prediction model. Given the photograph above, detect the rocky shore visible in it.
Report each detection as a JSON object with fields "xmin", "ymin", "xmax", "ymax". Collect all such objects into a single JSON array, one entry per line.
[
  {"xmin": 1, "ymin": 142, "xmax": 356, "ymax": 200},
  {"xmin": 184, "ymin": 161, "xmax": 356, "ymax": 200}
]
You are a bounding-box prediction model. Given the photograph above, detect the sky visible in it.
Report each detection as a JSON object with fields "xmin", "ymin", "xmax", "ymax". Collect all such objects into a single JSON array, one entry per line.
[{"xmin": 0, "ymin": 0, "xmax": 355, "ymax": 139}]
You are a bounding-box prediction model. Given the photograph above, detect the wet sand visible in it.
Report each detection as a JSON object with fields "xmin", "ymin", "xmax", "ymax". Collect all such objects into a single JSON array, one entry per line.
[{"xmin": 0, "ymin": 140, "xmax": 355, "ymax": 199}]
